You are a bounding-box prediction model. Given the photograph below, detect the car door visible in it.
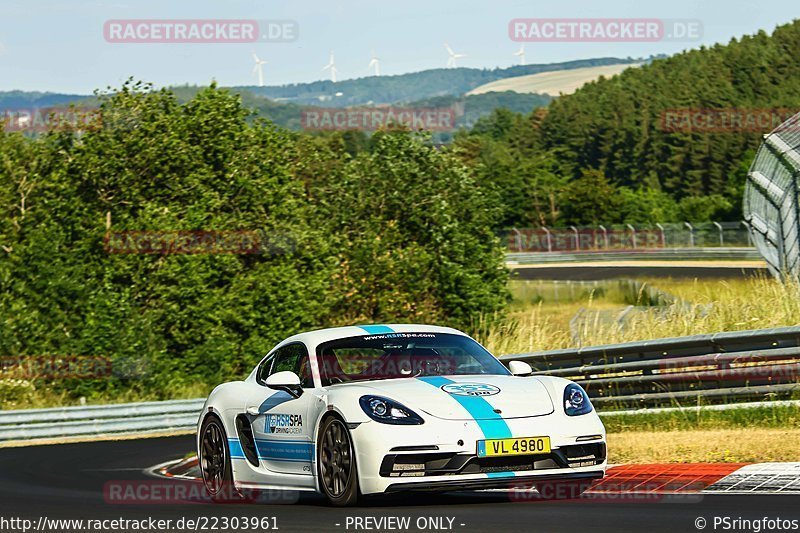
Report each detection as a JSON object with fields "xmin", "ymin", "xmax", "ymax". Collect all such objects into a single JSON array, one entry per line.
[{"xmin": 245, "ymin": 342, "xmax": 316, "ymax": 476}]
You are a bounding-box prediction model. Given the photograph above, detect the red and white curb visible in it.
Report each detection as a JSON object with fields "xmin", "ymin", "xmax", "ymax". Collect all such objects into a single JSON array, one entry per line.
[
  {"xmin": 704, "ymin": 463, "xmax": 800, "ymax": 493},
  {"xmin": 152, "ymin": 458, "xmax": 800, "ymax": 495}
]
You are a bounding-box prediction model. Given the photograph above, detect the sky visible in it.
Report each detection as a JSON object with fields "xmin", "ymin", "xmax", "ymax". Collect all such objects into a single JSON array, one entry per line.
[{"xmin": 0, "ymin": 0, "xmax": 797, "ymax": 93}]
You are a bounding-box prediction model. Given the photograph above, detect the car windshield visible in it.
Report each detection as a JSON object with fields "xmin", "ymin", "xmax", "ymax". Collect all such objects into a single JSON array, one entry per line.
[{"xmin": 317, "ymin": 332, "xmax": 509, "ymax": 386}]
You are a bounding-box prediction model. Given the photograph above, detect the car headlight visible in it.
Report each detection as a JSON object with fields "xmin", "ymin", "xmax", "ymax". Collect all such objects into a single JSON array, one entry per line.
[
  {"xmin": 359, "ymin": 395, "xmax": 424, "ymax": 425},
  {"xmin": 563, "ymin": 384, "xmax": 593, "ymax": 416}
]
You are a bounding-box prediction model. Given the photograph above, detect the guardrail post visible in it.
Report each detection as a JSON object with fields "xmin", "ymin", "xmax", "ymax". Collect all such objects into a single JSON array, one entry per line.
[
  {"xmin": 598, "ymin": 225, "xmax": 609, "ymax": 249},
  {"xmin": 627, "ymin": 224, "xmax": 637, "ymax": 249},
  {"xmin": 542, "ymin": 226, "xmax": 552, "ymax": 252},
  {"xmin": 570, "ymin": 226, "xmax": 579, "ymax": 250},
  {"xmin": 685, "ymin": 222, "xmax": 694, "ymax": 247}
]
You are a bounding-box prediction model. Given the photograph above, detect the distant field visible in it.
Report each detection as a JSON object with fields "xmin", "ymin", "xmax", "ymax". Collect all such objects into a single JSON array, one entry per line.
[{"xmin": 467, "ymin": 63, "xmax": 640, "ymax": 96}]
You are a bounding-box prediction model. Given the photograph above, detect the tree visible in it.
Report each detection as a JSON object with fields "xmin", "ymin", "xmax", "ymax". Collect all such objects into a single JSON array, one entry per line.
[
  {"xmin": 318, "ymin": 131, "xmax": 509, "ymax": 327},
  {"xmin": 558, "ymin": 170, "xmax": 623, "ymax": 225}
]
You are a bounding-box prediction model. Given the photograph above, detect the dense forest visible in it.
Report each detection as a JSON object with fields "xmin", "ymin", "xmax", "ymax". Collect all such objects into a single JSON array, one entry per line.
[{"xmin": 458, "ymin": 20, "xmax": 800, "ymax": 229}]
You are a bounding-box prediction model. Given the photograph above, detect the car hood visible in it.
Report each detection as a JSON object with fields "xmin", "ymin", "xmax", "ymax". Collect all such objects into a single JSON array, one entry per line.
[{"xmin": 345, "ymin": 375, "xmax": 555, "ymax": 420}]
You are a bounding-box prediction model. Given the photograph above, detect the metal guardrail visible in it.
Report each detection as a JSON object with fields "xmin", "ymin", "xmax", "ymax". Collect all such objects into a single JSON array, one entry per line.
[
  {"xmin": 2, "ymin": 326, "xmax": 799, "ymax": 442},
  {"xmin": 506, "ymin": 247, "xmax": 763, "ymax": 264},
  {"xmin": 0, "ymin": 399, "xmax": 203, "ymax": 442},
  {"xmin": 499, "ymin": 326, "xmax": 800, "ymax": 407}
]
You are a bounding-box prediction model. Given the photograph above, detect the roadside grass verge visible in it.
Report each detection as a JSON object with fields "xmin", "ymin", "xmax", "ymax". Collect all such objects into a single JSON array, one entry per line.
[
  {"xmin": 0, "ymin": 381, "xmax": 212, "ymax": 410},
  {"xmin": 600, "ymin": 405, "xmax": 800, "ymax": 432},
  {"xmin": 603, "ymin": 405, "xmax": 800, "ymax": 463},
  {"xmin": 608, "ymin": 428, "xmax": 800, "ymax": 463}
]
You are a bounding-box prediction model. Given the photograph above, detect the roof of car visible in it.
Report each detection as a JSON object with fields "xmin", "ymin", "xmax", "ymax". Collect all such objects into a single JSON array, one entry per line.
[{"xmin": 278, "ymin": 324, "xmax": 467, "ymax": 349}]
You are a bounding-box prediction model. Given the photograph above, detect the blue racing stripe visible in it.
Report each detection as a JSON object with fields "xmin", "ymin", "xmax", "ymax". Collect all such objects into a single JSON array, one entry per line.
[
  {"xmin": 228, "ymin": 437, "xmax": 313, "ymax": 463},
  {"xmin": 255, "ymin": 439, "xmax": 314, "ymax": 462},
  {"xmin": 486, "ymin": 471, "xmax": 516, "ymax": 478},
  {"xmin": 228, "ymin": 438, "xmax": 245, "ymax": 459},
  {"xmin": 358, "ymin": 325, "xmax": 395, "ymax": 334},
  {"xmin": 417, "ymin": 376, "xmax": 512, "ymax": 440}
]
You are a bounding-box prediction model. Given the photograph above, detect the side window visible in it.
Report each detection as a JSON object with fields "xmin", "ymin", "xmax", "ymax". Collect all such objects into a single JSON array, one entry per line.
[{"xmin": 262, "ymin": 343, "xmax": 314, "ymax": 388}]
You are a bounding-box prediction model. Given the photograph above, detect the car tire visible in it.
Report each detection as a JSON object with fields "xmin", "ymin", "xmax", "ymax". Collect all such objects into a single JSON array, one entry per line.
[
  {"xmin": 317, "ymin": 416, "xmax": 360, "ymax": 506},
  {"xmin": 535, "ymin": 480, "xmax": 592, "ymax": 500},
  {"xmin": 199, "ymin": 415, "xmax": 238, "ymax": 503}
]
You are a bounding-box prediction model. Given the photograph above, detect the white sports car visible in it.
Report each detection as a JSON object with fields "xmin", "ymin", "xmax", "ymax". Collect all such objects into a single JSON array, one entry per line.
[{"xmin": 197, "ymin": 324, "xmax": 607, "ymax": 506}]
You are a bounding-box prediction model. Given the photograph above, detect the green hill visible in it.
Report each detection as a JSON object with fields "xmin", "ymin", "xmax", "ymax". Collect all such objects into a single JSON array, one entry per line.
[
  {"xmin": 2, "ymin": 58, "xmax": 640, "ymax": 132},
  {"xmin": 459, "ymin": 20, "xmax": 800, "ymax": 227},
  {"xmin": 237, "ymin": 57, "xmax": 642, "ymax": 107}
]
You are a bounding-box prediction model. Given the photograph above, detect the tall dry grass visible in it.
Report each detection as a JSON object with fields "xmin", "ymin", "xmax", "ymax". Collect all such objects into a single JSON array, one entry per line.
[{"xmin": 479, "ymin": 276, "xmax": 800, "ymax": 356}]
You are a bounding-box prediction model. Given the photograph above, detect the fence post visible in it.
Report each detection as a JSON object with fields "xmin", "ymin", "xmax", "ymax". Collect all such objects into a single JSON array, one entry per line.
[
  {"xmin": 511, "ymin": 227, "xmax": 523, "ymax": 252},
  {"xmin": 570, "ymin": 226, "xmax": 579, "ymax": 250},
  {"xmin": 713, "ymin": 221, "xmax": 724, "ymax": 247},
  {"xmin": 598, "ymin": 225, "xmax": 609, "ymax": 249},
  {"xmin": 542, "ymin": 226, "xmax": 552, "ymax": 252},
  {"xmin": 685, "ymin": 222, "xmax": 694, "ymax": 247},
  {"xmin": 655, "ymin": 223, "xmax": 666, "ymax": 248},
  {"xmin": 742, "ymin": 220, "xmax": 753, "ymax": 246},
  {"xmin": 627, "ymin": 224, "xmax": 637, "ymax": 249}
]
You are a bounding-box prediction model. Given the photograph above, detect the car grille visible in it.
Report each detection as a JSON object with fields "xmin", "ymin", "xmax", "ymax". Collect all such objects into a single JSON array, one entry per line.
[{"xmin": 379, "ymin": 443, "xmax": 606, "ymax": 477}]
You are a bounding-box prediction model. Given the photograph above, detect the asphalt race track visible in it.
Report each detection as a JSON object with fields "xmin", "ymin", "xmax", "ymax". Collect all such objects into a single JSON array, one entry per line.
[{"xmin": 1, "ymin": 436, "xmax": 798, "ymax": 533}]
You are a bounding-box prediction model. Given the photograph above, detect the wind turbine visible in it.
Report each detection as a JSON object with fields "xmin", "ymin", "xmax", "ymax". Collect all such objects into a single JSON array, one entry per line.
[
  {"xmin": 512, "ymin": 45, "xmax": 526, "ymax": 65},
  {"xmin": 252, "ymin": 52, "xmax": 267, "ymax": 87},
  {"xmin": 322, "ymin": 51, "xmax": 338, "ymax": 83},
  {"xmin": 368, "ymin": 50, "xmax": 381, "ymax": 76},
  {"xmin": 444, "ymin": 43, "xmax": 466, "ymax": 68}
]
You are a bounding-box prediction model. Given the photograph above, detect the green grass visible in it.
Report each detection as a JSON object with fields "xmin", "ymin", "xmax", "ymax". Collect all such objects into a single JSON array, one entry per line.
[
  {"xmin": 0, "ymin": 380, "xmax": 212, "ymax": 410},
  {"xmin": 600, "ymin": 405, "xmax": 800, "ymax": 432}
]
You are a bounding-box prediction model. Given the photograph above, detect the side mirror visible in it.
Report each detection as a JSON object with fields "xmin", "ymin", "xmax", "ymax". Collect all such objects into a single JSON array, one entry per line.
[
  {"xmin": 265, "ymin": 370, "xmax": 303, "ymax": 398},
  {"xmin": 509, "ymin": 360, "xmax": 533, "ymax": 376}
]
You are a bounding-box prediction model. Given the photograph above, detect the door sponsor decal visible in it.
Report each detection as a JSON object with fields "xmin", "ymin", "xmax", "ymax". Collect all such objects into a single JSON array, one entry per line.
[{"xmin": 266, "ymin": 413, "xmax": 303, "ymax": 434}]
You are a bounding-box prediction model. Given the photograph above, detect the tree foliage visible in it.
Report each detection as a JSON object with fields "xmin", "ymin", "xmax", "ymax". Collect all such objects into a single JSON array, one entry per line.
[
  {"xmin": 0, "ymin": 82, "xmax": 507, "ymax": 400},
  {"xmin": 457, "ymin": 20, "xmax": 800, "ymax": 228}
]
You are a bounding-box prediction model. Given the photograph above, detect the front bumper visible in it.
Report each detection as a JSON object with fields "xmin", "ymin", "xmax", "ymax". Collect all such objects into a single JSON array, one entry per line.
[{"xmin": 351, "ymin": 412, "xmax": 607, "ymax": 495}]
